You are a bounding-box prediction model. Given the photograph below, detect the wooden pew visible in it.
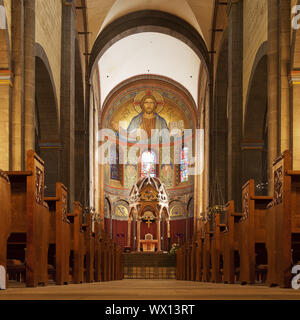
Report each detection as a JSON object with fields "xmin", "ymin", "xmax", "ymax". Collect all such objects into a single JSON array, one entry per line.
[
  {"xmin": 211, "ymin": 213, "xmax": 222, "ymax": 283},
  {"xmin": 116, "ymin": 244, "xmax": 123, "ymax": 280},
  {"xmin": 45, "ymin": 183, "xmax": 70, "ymax": 285},
  {"xmin": 239, "ymin": 180, "xmax": 272, "ymax": 285},
  {"xmin": 68, "ymin": 202, "xmax": 85, "ymax": 284},
  {"xmin": 202, "ymin": 220, "xmax": 212, "ymax": 282},
  {"xmin": 94, "ymin": 222, "xmax": 103, "ymax": 282},
  {"xmin": 6, "ymin": 150, "xmax": 50, "ymax": 287},
  {"xmin": 266, "ymin": 150, "xmax": 300, "ymax": 288},
  {"xmin": 176, "ymin": 247, "xmax": 182, "ymax": 280},
  {"xmin": 220, "ymin": 201, "xmax": 243, "ymax": 284},
  {"xmin": 83, "ymin": 213, "xmax": 95, "ymax": 283},
  {"xmin": 186, "ymin": 241, "xmax": 191, "ymax": 281},
  {"xmin": 190, "ymin": 237, "xmax": 197, "ymax": 281},
  {"xmin": 0, "ymin": 170, "xmax": 11, "ymax": 288},
  {"xmin": 195, "ymin": 233, "xmax": 203, "ymax": 282}
]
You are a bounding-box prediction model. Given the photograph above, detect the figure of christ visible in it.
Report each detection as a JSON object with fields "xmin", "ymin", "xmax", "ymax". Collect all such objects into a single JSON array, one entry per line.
[{"xmin": 127, "ymin": 95, "xmax": 169, "ymax": 140}]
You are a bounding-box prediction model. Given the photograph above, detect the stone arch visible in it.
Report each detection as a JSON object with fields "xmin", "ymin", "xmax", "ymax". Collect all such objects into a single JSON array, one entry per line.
[
  {"xmin": 211, "ymin": 32, "xmax": 228, "ymax": 205},
  {"xmin": 35, "ymin": 43, "xmax": 59, "ymax": 197},
  {"xmin": 75, "ymin": 38, "xmax": 85, "ymax": 204},
  {"xmin": 243, "ymin": 42, "xmax": 268, "ymax": 194},
  {"xmin": 89, "ymin": 10, "xmax": 211, "ymax": 78}
]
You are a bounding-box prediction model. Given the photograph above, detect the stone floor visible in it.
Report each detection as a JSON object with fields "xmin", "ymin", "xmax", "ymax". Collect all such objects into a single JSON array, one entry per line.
[{"xmin": 0, "ymin": 280, "xmax": 300, "ymax": 300}]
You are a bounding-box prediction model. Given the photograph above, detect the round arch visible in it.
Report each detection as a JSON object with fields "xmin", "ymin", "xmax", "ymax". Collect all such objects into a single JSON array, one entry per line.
[
  {"xmin": 35, "ymin": 43, "xmax": 59, "ymax": 197},
  {"xmin": 89, "ymin": 10, "xmax": 211, "ymax": 78},
  {"xmin": 243, "ymin": 42, "xmax": 268, "ymax": 193}
]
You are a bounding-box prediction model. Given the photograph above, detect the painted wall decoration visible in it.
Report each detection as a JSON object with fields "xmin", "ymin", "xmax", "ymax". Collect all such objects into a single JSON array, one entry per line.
[
  {"xmin": 160, "ymin": 163, "xmax": 174, "ymax": 188},
  {"xmin": 127, "ymin": 91, "xmax": 169, "ymax": 141},
  {"xmin": 124, "ymin": 164, "xmax": 138, "ymax": 189},
  {"xmin": 170, "ymin": 203, "xmax": 184, "ymax": 217},
  {"xmin": 105, "ymin": 88, "xmax": 193, "ymax": 135},
  {"xmin": 115, "ymin": 204, "xmax": 129, "ymax": 217}
]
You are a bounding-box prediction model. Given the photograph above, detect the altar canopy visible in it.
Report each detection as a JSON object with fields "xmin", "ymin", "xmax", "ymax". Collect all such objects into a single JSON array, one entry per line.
[{"xmin": 128, "ymin": 176, "xmax": 169, "ymax": 252}]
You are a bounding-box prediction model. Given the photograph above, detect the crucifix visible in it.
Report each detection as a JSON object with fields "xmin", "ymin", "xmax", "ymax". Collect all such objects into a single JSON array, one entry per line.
[{"xmin": 146, "ymin": 217, "xmax": 152, "ymax": 229}]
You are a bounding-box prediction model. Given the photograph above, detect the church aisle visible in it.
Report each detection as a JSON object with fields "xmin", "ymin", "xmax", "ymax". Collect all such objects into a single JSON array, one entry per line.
[{"xmin": 0, "ymin": 280, "xmax": 300, "ymax": 300}]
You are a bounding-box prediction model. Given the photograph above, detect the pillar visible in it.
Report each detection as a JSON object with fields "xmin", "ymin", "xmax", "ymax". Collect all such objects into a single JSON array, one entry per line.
[
  {"xmin": 60, "ymin": 0, "xmax": 75, "ymax": 210},
  {"xmin": 127, "ymin": 217, "xmax": 132, "ymax": 248},
  {"xmin": 279, "ymin": 0, "xmax": 290, "ymax": 153},
  {"xmin": 0, "ymin": 71, "xmax": 12, "ymax": 170},
  {"xmin": 137, "ymin": 219, "xmax": 141, "ymax": 252},
  {"xmin": 11, "ymin": 0, "xmax": 24, "ymax": 170},
  {"xmin": 227, "ymin": 0, "xmax": 243, "ymax": 210},
  {"xmin": 268, "ymin": 0, "xmax": 279, "ymax": 192},
  {"xmin": 157, "ymin": 219, "xmax": 161, "ymax": 252},
  {"xmin": 24, "ymin": 0, "xmax": 35, "ymax": 158}
]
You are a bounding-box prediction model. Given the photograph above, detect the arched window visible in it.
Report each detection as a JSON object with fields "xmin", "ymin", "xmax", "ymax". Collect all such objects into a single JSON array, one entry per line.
[
  {"xmin": 180, "ymin": 147, "xmax": 189, "ymax": 182},
  {"xmin": 141, "ymin": 151, "xmax": 156, "ymax": 177},
  {"xmin": 110, "ymin": 144, "xmax": 120, "ymax": 181}
]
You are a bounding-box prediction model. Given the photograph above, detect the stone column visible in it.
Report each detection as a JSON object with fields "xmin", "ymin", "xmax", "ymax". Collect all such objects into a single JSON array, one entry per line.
[
  {"xmin": 157, "ymin": 219, "xmax": 161, "ymax": 252},
  {"xmin": 268, "ymin": 0, "xmax": 279, "ymax": 193},
  {"xmin": 24, "ymin": 0, "xmax": 35, "ymax": 159},
  {"xmin": 60, "ymin": 0, "xmax": 75, "ymax": 210},
  {"xmin": 137, "ymin": 219, "xmax": 141, "ymax": 252},
  {"xmin": 279, "ymin": 0, "xmax": 290, "ymax": 153},
  {"xmin": 11, "ymin": 0, "xmax": 24, "ymax": 170},
  {"xmin": 0, "ymin": 72, "xmax": 12, "ymax": 170},
  {"xmin": 291, "ymin": 72, "xmax": 300, "ymax": 169},
  {"xmin": 227, "ymin": 0, "xmax": 243, "ymax": 210}
]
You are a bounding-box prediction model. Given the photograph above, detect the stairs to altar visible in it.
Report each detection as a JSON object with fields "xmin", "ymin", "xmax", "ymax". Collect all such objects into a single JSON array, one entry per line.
[{"xmin": 122, "ymin": 252, "xmax": 176, "ymax": 279}]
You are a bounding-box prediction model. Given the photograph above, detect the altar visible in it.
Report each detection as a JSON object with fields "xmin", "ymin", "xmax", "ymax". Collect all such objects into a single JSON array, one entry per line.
[
  {"xmin": 140, "ymin": 239, "xmax": 158, "ymax": 252},
  {"xmin": 140, "ymin": 233, "xmax": 158, "ymax": 252}
]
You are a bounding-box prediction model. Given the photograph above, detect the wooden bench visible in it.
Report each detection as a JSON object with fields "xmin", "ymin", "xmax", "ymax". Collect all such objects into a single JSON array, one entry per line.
[
  {"xmin": 0, "ymin": 170, "xmax": 11, "ymax": 288},
  {"xmin": 239, "ymin": 180, "xmax": 272, "ymax": 284},
  {"xmin": 219, "ymin": 201, "xmax": 243, "ymax": 284},
  {"xmin": 45, "ymin": 183, "xmax": 70, "ymax": 285},
  {"xmin": 83, "ymin": 213, "xmax": 95, "ymax": 283},
  {"xmin": 176, "ymin": 246, "xmax": 183, "ymax": 280},
  {"xmin": 68, "ymin": 201, "xmax": 85, "ymax": 284},
  {"xmin": 266, "ymin": 150, "xmax": 300, "ymax": 288},
  {"xmin": 195, "ymin": 233, "xmax": 203, "ymax": 282},
  {"xmin": 115, "ymin": 244, "xmax": 123, "ymax": 280},
  {"xmin": 190, "ymin": 237, "xmax": 197, "ymax": 281},
  {"xmin": 94, "ymin": 221, "xmax": 103, "ymax": 282},
  {"xmin": 6, "ymin": 150, "xmax": 50, "ymax": 287},
  {"xmin": 202, "ymin": 220, "xmax": 212, "ymax": 282},
  {"xmin": 211, "ymin": 213, "xmax": 222, "ymax": 283}
]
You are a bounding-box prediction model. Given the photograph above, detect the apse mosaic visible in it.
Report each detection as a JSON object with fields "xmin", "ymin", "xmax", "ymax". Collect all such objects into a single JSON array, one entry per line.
[
  {"xmin": 102, "ymin": 84, "xmax": 195, "ymax": 193},
  {"xmin": 104, "ymin": 88, "xmax": 193, "ymax": 133}
]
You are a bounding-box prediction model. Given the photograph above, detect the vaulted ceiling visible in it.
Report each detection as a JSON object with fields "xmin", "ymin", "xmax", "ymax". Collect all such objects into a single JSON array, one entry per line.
[
  {"xmin": 76, "ymin": 0, "xmax": 216, "ymax": 108},
  {"xmin": 85, "ymin": 0, "xmax": 215, "ymax": 52}
]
